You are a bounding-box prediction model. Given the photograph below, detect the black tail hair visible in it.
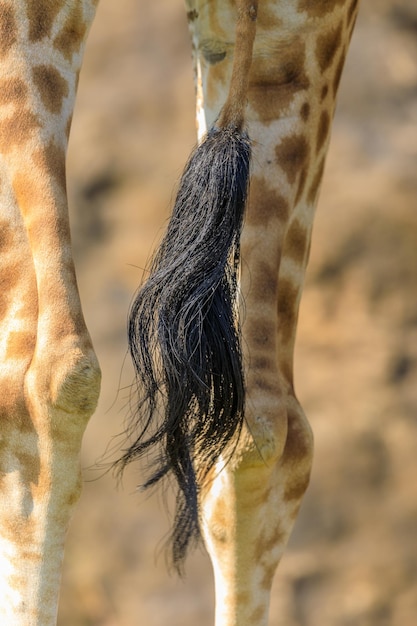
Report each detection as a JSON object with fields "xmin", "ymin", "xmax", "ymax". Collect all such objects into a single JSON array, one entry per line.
[{"xmin": 115, "ymin": 1, "xmax": 258, "ymax": 573}]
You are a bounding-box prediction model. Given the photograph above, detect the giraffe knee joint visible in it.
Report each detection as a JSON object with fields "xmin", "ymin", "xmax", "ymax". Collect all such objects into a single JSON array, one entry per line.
[
  {"xmin": 25, "ymin": 347, "xmax": 101, "ymax": 435},
  {"xmin": 51, "ymin": 351, "xmax": 101, "ymax": 417}
]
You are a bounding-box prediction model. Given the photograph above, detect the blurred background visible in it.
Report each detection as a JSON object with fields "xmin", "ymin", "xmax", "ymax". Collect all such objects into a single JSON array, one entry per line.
[{"xmin": 61, "ymin": 1, "xmax": 417, "ymax": 624}]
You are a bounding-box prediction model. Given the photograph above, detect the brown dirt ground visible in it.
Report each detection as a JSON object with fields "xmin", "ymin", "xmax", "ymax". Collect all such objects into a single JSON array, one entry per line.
[{"xmin": 59, "ymin": 1, "xmax": 417, "ymax": 624}]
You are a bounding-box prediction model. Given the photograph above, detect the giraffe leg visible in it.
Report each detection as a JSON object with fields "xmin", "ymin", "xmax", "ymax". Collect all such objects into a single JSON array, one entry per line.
[
  {"xmin": 187, "ymin": 0, "xmax": 360, "ymax": 624},
  {"xmin": 0, "ymin": 3, "xmax": 99, "ymax": 623},
  {"xmin": 202, "ymin": 400, "xmax": 312, "ymax": 626},
  {"xmin": 201, "ymin": 162, "xmax": 314, "ymax": 625}
]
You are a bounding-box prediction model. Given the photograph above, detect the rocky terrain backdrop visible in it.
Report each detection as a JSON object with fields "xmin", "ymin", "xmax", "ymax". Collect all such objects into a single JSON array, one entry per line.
[{"xmin": 59, "ymin": 1, "xmax": 417, "ymax": 624}]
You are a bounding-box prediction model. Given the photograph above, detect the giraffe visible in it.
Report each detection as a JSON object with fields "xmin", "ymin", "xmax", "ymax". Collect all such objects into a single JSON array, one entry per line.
[
  {"xmin": 0, "ymin": 1, "xmax": 360, "ymax": 625},
  {"xmin": 118, "ymin": 0, "xmax": 359, "ymax": 622},
  {"xmin": 0, "ymin": 1, "xmax": 100, "ymax": 623}
]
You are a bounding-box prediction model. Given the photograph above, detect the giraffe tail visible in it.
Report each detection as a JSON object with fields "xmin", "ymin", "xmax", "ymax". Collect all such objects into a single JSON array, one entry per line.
[{"xmin": 115, "ymin": 1, "xmax": 258, "ymax": 572}]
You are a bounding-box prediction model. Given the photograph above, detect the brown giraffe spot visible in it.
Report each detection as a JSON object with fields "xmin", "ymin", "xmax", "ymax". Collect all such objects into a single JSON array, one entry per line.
[
  {"xmin": 32, "ymin": 65, "xmax": 69, "ymax": 114},
  {"xmin": 275, "ymin": 134, "xmax": 310, "ymax": 186},
  {"xmin": 277, "ymin": 278, "xmax": 299, "ymax": 340},
  {"xmin": 254, "ymin": 524, "xmax": 286, "ymax": 563},
  {"xmin": 285, "ymin": 219, "xmax": 309, "ymax": 265},
  {"xmin": 347, "ymin": 0, "xmax": 359, "ymax": 27},
  {"xmin": 252, "ymin": 372, "xmax": 280, "ymax": 395},
  {"xmin": 307, "ymin": 156, "xmax": 326, "ymax": 205},
  {"xmin": 0, "ymin": 220, "xmax": 14, "ymax": 251},
  {"xmin": 53, "ymin": 6, "xmax": 88, "ymax": 61},
  {"xmin": 300, "ymin": 101, "xmax": 310, "ymax": 121},
  {"xmin": 0, "ymin": 398, "xmax": 34, "ymax": 432},
  {"xmin": 297, "ymin": 0, "xmax": 345, "ymax": 18},
  {"xmin": 0, "ymin": 259, "xmax": 23, "ymax": 294},
  {"xmin": 332, "ymin": 51, "xmax": 346, "ymax": 96},
  {"xmin": 34, "ymin": 141, "xmax": 67, "ymax": 193},
  {"xmin": 304, "ymin": 234, "xmax": 312, "ymax": 270},
  {"xmin": 75, "ymin": 67, "xmax": 81, "ymax": 94},
  {"xmin": 320, "ymin": 83, "xmax": 329, "ymax": 102},
  {"xmin": 283, "ymin": 472, "xmax": 311, "ymax": 502},
  {"xmin": 0, "ymin": 77, "xmax": 27, "ymax": 105},
  {"xmin": 0, "ymin": 3, "xmax": 17, "ymax": 57},
  {"xmin": 294, "ymin": 166, "xmax": 308, "ymax": 204},
  {"xmin": 250, "ymin": 355, "xmax": 277, "ymax": 374},
  {"xmin": 236, "ymin": 592, "xmax": 250, "ymax": 607},
  {"xmin": 246, "ymin": 317, "xmax": 276, "ymax": 350},
  {"xmin": 65, "ymin": 113, "xmax": 73, "ymax": 140},
  {"xmin": 13, "ymin": 449, "xmax": 40, "ymax": 487},
  {"xmin": 66, "ymin": 485, "xmax": 82, "ymax": 509},
  {"xmin": 248, "ymin": 362, "xmax": 281, "ymax": 394},
  {"xmin": 282, "ymin": 407, "xmax": 313, "ymax": 465},
  {"xmin": 248, "ymin": 43, "xmax": 310, "ymax": 122},
  {"xmin": 187, "ymin": 9, "xmax": 198, "ymax": 22},
  {"xmin": 0, "ymin": 296, "xmax": 8, "ymax": 321},
  {"xmin": 289, "ymin": 501, "xmax": 304, "ymax": 521},
  {"xmin": 12, "ymin": 171, "xmax": 40, "ymax": 216},
  {"xmin": 248, "ymin": 258, "xmax": 279, "ymax": 302},
  {"xmin": 316, "ymin": 109, "xmax": 331, "ymax": 154},
  {"xmin": 1, "ymin": 508, "xmax": 36, "ymax": 544},
  {"xmin": 27, "ymin": 0, "xmax": 66, "ymax": 42},
  {"xmin": 316, "ymin": 21, "xmax": 343, "ymax": 73},
  {"xmin": 0, "ymin": 110, "xmax": 39, "ymax": 153},
  {"xmin": 260, "ymin": 556, "xmax": 282, "ymax": 590},
  {"xmin": 248, "ymin": 177, "xmax": 290, "ymax": 225},
  {"xmin": 348, "ymin": 14, "xmax": 358, "ymax": 42},
  {"xmin": 5, "ymin": 332, "xmax": 36, "ymax": 360}
]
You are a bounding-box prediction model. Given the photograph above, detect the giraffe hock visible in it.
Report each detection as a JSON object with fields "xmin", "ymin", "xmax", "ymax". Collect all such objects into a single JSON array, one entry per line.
[{"xmin": 118, "ymin": 124, "xmax": 251, "ymax": 571}]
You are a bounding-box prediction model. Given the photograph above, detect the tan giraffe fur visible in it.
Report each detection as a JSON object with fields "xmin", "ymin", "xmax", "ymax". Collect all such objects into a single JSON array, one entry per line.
[{"xmin": 0, "ymin": 1, "xmax": 359, "ymax": 625}]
